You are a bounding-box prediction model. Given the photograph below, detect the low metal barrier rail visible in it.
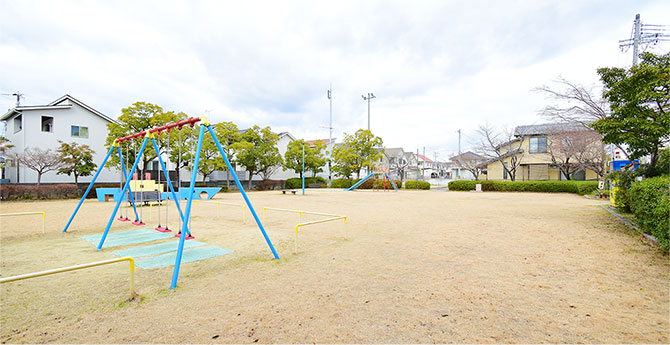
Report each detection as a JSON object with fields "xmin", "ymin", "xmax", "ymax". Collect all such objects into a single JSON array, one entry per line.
[
  {"xmin": 0, "ymin": 212, "xmax": 46, "ymax": 233},
  {"xmin": 294, "ymin": 216, "xmax": 347, "ymax": 253},
  {"xmin": 0, "ymin": 257, "xmax": 136, "ymax": 299},
  {"xmin": 195, "ymin": 200, "xmax": 246, "ymax": 223},
  {"xmin": 262, "ymin": 207, "xmax": 340, "ymax": 223}
]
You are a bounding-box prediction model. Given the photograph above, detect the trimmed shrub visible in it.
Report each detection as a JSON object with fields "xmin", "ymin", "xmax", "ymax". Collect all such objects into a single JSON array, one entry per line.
[
  {"xmin": 405, "ymin": 180, "xmax": 431, "ymax": 190},
  {"xmin": 331, "ymin": 178, "xmax": 354, "ymax": 189},
  {"xmin": 285, "ymin": 177, "xmax": 327, "ymax": 189},
  {"xmin": 447, "ymin": 180, "xmax": 598, "ymax": 194},
  {"xmin": 628, "ymin": 176, "xmax": 670, "ymax": 251},
  {"xmin": 255, "ymin": 179, "xmax": 284, "ymax": 191},
  {"xmin": 1, "ymin": 184, "xmax": 79, "ymax": 200}
]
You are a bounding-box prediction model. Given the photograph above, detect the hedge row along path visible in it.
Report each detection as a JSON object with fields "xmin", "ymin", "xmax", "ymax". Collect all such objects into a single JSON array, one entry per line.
[{"xmin": 1, "ymin": 190, "xmax": 668, "ymax": 343}]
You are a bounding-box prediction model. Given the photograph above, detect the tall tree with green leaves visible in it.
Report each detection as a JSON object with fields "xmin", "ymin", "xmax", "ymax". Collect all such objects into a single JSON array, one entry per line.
[
  {"xmin": 57, "ymin": 141, "xmax": 97, "ymax": 185},
  {"xmin": 331, "ymin": 129, "xmax": 383, "ymax": 179},
  {"xmin": 593, "ymin": 52, "xmax": 669, "ymax": 166},
  {"xmin": 209, "ymin": 121, "xmax": 240, "ymax": 189},
  {"xmin": 105, "ymin": 102, "xmax": 186, "ymax": 177},
  {"xmin": 233, "ymin": 126, "xmax": 282, "ymax": 189},
  {"xmin": 283, "ymin": 139, "xmax": 327, "ymax": 179}
]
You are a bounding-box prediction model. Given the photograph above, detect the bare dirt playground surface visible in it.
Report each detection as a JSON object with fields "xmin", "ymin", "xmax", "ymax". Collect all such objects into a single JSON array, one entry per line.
[{"xmin": 1, "ymin": 190, "xmax": 668, "ymax": 343}]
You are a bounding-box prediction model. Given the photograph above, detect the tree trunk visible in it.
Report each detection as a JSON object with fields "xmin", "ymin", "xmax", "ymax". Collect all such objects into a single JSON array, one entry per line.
[
  {"xmin": 248, "ymin": 171, "xmax": 253, "ymax": 190},
  {"xmin": 37, "ymin": 173, "xmax": 41, "ymax": 186},
  {"xmin": 226, "ymin": 169, "xmax": 230, "ymax": 190}
]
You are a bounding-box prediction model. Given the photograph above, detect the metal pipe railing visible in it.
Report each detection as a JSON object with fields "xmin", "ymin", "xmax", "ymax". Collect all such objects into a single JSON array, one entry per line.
[
  {"xmin": 0, "ymin": 257, "xmax": 137, "ymax": 299},
  {"xmin": 0, "ymin": 211, "xmax": 45, "ymax": 233},
  {"xmin": 195, "ymin": 200, "xmax": 246, "ymax": 223},
  {"xmin": 294, "ymin": 216, "xmax": 347, "ymax": 253},
  {"xmin": 262, "ymin": 207, "xmax": 340, "ymax": 223}
]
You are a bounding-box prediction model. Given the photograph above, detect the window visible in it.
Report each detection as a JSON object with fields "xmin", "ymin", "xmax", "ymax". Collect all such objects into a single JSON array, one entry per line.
[
  {"xmin": 71, "ymin": 125, "xmax": 89, "ymax": 138},
  {"xmin": 13, "ymin": 115, "xmax": 22, "ymax": 133},
  {"xmin": 41, "ymin": 116, "xmax": 53, "ymax": 132},
  {"xmin": 529, "ymin": 136, "xmax": 547, "ymax": 153}
]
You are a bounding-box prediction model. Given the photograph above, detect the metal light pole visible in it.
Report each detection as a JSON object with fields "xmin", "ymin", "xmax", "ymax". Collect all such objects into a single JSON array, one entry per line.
[
  {"xmin": 361, "ymin": 92, "xmax": 375, "ymax": 131},
  {"xmin": 328, "ymin": 85, "xmax": 333, "ymax": 186}
]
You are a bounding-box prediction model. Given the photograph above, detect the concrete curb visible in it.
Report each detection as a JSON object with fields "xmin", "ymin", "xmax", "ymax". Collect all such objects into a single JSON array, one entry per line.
[{"xmin": 600, "ymin": 205, "xmax": 658, "ymax": 245}]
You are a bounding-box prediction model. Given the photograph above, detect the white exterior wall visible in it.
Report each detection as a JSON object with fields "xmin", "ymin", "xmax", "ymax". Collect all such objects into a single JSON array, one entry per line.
[{"xmin": 3, "ymin": 102, "xmax": 120, "ymax": 184}]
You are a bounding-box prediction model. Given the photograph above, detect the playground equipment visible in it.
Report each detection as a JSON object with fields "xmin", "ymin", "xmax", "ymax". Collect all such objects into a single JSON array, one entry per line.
[
  {"xmin": 195, "ymin": 200, "xmax": 246, "ymax": 223},
  {"xmin": 345, "ymin": 166, "xmax": 398, "ymax": 192},
  {"xmin": 0, "ymin": 257, "xmax": 136, "ymax": 299},
  {"xmin": 262, "ymin": 207, "xmax": 347, "ymax": 253},
  {"xmin": 0, "ymin": 211, "xmax": 46, "ymax": 233},
  {"xmin": 62, "ymin": 116, "xmax": 279, "ymax": 289}
]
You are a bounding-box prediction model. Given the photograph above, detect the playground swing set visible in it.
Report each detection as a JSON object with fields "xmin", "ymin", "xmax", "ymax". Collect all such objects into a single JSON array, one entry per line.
[{"xmin": 62, "ymin": 116, "xmax": 280, "ymax": 289}]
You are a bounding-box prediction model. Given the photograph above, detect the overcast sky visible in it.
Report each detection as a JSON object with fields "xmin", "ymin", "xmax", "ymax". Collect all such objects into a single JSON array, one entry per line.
[{"xmin": 1, "ymin": 0, "xmax": 668, "ymax": 160}]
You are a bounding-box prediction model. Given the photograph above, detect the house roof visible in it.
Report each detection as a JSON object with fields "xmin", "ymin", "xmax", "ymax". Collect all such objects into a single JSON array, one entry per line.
[
  {"xmin": 305, "ymin": 138, "xmax": 335, "ymax": 146},
  {"xmin": 383, "ymin": 147, "xmax": 405, "ymax": 157},
  {"xmin": 1, "ymin": 94, "xmax": 116, "ymax": 123},
  {"xmin": 449, "ymin": 151, "xmax": 485, "ymax": 162},
  {"xmin": 514, "ymin": 122, "xmax": 588, "ymax": 137},
  {"xmin": 416, "ymin": 154, "xmax": 433, "ymax": 162}
]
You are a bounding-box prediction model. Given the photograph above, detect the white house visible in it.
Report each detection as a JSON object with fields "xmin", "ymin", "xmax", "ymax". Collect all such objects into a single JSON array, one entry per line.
[{"xmin": 0, "ymin": 94, "xmax": 120, "ymax": 184}]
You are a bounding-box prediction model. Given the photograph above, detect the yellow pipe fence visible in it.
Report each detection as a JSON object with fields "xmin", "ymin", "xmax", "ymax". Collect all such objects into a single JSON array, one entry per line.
[
  {"xmin": 0, "ymin": 212, "xmax": 45, "ymax": 233},
  {"xmin": 0, "ymin": 257, "xmax": 137, "ymax": 299}
]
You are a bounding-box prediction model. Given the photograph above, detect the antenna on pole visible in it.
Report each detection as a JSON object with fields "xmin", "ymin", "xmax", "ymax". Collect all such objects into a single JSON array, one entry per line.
[
  {"xmin": 1, "ymin": 91, "xmax": 24, "ymax": 107},
  {"xmin": 619, "ymin": 14, "xmax": 669, "ymax": 66}
]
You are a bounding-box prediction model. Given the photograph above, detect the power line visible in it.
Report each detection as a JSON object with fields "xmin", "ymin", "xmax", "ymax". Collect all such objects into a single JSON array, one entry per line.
[{"xmin": 619, "ymin": 14, "xmax": 669, "ymax": 66}]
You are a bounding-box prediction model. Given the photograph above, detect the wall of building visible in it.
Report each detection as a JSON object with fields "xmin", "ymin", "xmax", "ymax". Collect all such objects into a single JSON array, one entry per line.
[{"xmin": 4, "ymin": 102, "xmax": 120, "ymax": 184}]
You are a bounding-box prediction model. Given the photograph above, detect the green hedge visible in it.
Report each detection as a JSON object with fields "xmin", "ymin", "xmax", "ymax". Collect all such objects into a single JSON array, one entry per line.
[
  {"xmin": 448, "ymin": 180, "xmax": 598, "ymax": 194},
  {"xmin": 331, "ymin": 178, "xmax": 353, "ymax": 188},
  {"xmin": 628, "ymin": 176, "xmax": 670, "ymax": 251},
  {"xmin": 405, "ymin": 180, "xmax": 430, "ymax": 190},
  {"xmin": 285, "ymin": 176, "xmax": 327, "ymax": 189}
]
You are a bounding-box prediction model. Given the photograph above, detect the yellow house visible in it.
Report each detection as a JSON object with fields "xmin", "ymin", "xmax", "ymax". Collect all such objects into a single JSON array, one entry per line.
[{"xmin": 486, "ymin": 123, "xmax": 601, "ymax": 181}]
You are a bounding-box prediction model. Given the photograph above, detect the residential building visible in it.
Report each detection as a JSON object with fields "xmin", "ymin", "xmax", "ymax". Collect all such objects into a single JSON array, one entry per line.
[
  {"xmin": 485, "ymin": 122, "xmax": 602, "ymax": 181},
  {"xmin": 0, "ymin": 94, "xmax": 119, "ymax": 184},
  {"xmin": 448, "ymin": 151, "xmax": 486, "ymax": 180}
]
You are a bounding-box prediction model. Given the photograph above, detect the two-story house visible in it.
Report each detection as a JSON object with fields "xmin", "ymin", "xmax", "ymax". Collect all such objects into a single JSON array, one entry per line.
[
  {"xmin": 486, "ymin": 122, "xmax": 601, "ymax": 181},
  {"xmin": 1, "ymin": 94, "xmax": 119, "ymax": 184}
]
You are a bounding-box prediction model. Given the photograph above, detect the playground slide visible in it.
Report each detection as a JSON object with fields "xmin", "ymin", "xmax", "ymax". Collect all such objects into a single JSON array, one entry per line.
[{"xmin": 345, "ymin": 172, "xmax": 375, "ymax": 191}]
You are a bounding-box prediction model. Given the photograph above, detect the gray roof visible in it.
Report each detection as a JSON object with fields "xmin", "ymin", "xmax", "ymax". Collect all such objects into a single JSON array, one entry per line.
[
  {"xmin": 1, "ymin": 94, "xmax": 116, "ymax": 123},
  {"xmin": 449, "ymin": 151, "xmax": 484, "ymax": 162},
  {"xmin": 514, "ymin": 122, "xmax": 589, "ymax": 137}
]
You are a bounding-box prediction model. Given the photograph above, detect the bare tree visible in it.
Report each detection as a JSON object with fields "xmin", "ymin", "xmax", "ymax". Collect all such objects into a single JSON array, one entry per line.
[
  {"xmin": 455, "ymin": 152, "xmax": 486, "ymax": 180},
  {"xmin": 534, "ymin": 77, "xmax": 628, "ymax": 160},
  {"xmin": 574, "ymin": 132, "xmax": 608, "ymax": 180},
  {"xmin": 476, "ymin": 124, "xmax": 525, "ymax": 181},
  {"xmin": 547, "ymin": 131, "xmax": 584, "ymax": 180},
  {"xmin": 547, "ymin": 127, "xmax": 609, "ymax": 180},
  {"xmin": 19, "ymin": 147, "xmax": 63, "ymax": 186},
  {"xmin": 388, "ymin": 153, "xmax": 410, "ymax": 184}
]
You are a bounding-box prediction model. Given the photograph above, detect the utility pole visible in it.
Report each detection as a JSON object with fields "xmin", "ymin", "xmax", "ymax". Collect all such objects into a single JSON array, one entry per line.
[
  {"xmin": 327, "ymin": 85, "xmax": 333, "ymax": 186},
  {"xmin": 457, "ymin": 129, "xmax": 462, "ymax": 179},
  {"xmin": 361, "ymin": 92, "xmax": 376, "ymax": 131},
  {"xmin": 619, "ymin": 14, "xmax": 669, "ymax": 66}
]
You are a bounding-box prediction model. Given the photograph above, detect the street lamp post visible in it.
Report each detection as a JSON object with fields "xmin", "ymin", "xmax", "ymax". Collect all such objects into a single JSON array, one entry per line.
[{"xmin": 361, "ymin": 92, "xmax": 375, "ymax": 131}]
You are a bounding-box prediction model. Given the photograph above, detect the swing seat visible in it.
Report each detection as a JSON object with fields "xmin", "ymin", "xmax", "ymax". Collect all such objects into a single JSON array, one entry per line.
[
  {"xmin": 155, "ymin": 226, "xmax": 171, "ymax": 233},
  {"xmin": 174, "ymin": 233, "xmax": 195, "ymax": 240},
  {"xmin": 117, "ymin": 217, "xmax": 130, "ymax": 222},
  {"xmin": 132, "ymin": 220, "xmax": 146, "ymax": 226}
]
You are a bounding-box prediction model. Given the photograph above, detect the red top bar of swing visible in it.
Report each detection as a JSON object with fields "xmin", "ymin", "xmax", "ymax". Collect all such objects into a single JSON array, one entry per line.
[{"xmin": 114, "ymin": 117, "xmax": 201, "ymax": 143}]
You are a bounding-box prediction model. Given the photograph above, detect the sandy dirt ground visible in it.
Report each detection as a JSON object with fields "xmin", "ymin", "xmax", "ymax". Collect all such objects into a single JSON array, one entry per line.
[{"xmin": 1, "ymin": 189, "xmax": 668, "ymax": 343}]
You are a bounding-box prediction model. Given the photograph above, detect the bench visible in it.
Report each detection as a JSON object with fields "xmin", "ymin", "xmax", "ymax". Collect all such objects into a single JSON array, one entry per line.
[{"xmin": 282, "ymin": 190, "xmax": 297, "ymax": 195}]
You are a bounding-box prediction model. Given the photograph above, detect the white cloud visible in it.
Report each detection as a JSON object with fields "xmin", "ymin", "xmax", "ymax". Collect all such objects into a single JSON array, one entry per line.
[{"xmin": 1, "ymin": 0, "xmax": 668, "ymax": 159}]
